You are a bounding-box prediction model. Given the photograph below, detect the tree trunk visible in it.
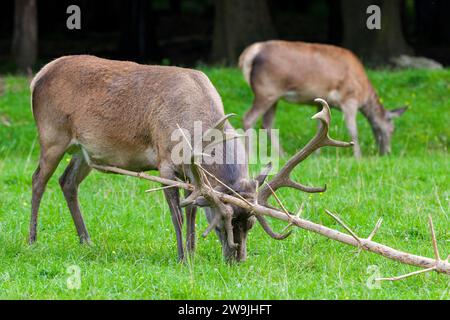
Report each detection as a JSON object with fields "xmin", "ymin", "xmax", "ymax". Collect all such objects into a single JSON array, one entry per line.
[
  {"xmin": 414, "ymin": 0, "xmax": 450, "ymax": 64},
  {"xmin": 327, "ymin": 0, "xmax": 343, "ymax": 45},
  {"xmin": 12, "ymin": 0, "xmax": 38, "ymax": 73},
  {"xmin": 211, "ymin": 0, "xmax": 276, "ymax": 65},
  {"xmin": 341, "ymin": 0, "xmax": 412, "ymax": 66},
  {"xmin": 118, "ymin": 0, "xmax": 159, "ymax": 63}
]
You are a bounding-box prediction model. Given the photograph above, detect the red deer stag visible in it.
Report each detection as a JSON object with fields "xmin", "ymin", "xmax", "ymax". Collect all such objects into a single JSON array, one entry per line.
[
  {"xmin": 29, "ymin": 55, "xmax": 296, "ymax": 261},
  {"xmin": 89, "ymin": 100, "xmax": 450, "ymax": 279},
  {"xmin": 29, "ymin": 55, "xmax": 353, "ymax": 262},
  {"xmin": 239, "ymin": 40, "xmax": 407, "ymax": 158}
]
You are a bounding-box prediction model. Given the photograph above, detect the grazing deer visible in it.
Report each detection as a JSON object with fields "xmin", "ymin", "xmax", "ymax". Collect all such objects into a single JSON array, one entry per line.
[
  {"xmin": 29, "ymin": 55, "xmax": 291, "ymax": 262},
  {"xmin": 239, "ymin": 40, "xmax": 407, "ymax": 157}
]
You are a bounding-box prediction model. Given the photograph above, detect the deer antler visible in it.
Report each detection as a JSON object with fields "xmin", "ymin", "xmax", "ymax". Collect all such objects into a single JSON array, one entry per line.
[
  {"xmin": 178, "ymin": 114, "xmax": 240, "ymax": 249},
  {"xmin": 258, "ymin": 98, "xmax": 353, "ymax": 205},
  {"xmin": 188, "ymin": 162, "xmax": 237, "ymax": 249},
  {"xmin": 90, "ymin": 98, "xmax": 450, "ymax": 279},
  {"xmin": 254, "ymin": 98, "xmax": 353, "ymax": 239}
]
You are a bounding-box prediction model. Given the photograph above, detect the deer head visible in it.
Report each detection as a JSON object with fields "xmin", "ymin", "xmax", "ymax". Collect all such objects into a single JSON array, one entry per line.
[
  {"xmin": 370, "ymin": 106, "xmax": 408, "ymax": 155},
  {"xmin": 180, "ymin": 98, "xmax": 353, "ymax": 262}
]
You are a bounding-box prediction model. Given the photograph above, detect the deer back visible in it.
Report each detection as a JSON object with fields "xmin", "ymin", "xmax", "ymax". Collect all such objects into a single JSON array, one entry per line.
[
  {"xmin": 239, "ymin": 40, "xmax": 373, "ymax": 106},
  {"xmin": 31, "ymin": 55, "xmax": 245, "ymax": 180}
]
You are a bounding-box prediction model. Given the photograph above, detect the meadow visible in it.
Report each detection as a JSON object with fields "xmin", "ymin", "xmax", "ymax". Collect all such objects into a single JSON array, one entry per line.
[{"xmin": 0, "ymin": 67, "xmax": 449, "ymax": 299}]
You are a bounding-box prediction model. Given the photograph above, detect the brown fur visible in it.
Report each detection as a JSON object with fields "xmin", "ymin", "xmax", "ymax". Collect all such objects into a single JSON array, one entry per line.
[
  {"xmin": 239, "ymin": 40, "xmax": 407, "ymax": 157},
  {"xmin": 30, "ymin": 55, "xmax": 253, "ymax": 261},
  {"xmin": 32, "ymin": 55, "xmax": 227, "ymax": 171}
]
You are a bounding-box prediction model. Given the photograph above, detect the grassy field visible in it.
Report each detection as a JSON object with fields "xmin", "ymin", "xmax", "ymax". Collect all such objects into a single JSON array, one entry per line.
[{"xmin": 0, "ymin": 68, "xmax": 449, "ymax": 299}]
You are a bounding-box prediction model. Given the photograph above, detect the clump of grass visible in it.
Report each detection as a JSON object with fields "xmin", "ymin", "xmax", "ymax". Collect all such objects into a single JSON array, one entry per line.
[{"xmin": 0, "ymin": 68, "xmax": 448, "ymax": 299}]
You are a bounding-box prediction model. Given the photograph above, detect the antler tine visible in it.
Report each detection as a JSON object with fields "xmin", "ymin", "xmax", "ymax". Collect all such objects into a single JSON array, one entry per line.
[
  {"xmin": 428, "ymin": 215, "xmax": 440, "ymax": 261},
  {"xmin": 283, "ymin": 179, "xmax": 327, "ymax": 193},
  {"xmin": 202, "ymin": 113, "xmax": 236, "ymax": 141},
  {"xmin": 311, "ymin": 98, "xmax": 355, "ymax": 148},
  {"xmin": 179, "ymin": 158, "xmax": 204, "ymax": 207},
  {"xmin": 255, "ymin": 162, "xmax": 273, "ymax": 185},
  {"xmin": 200, "ymin": 113, "xmax": 244, "ymax": 152},
  {"xmin": 258, "ymin": 98, "xmax": 352, "ymax": 205},
  {"xmin": 177, "ymin": 122, "xmax": 239, "ymax": 249},
  {"xmin": 202, "ymin": 211, "xmax": 222, "ymax": 237},
  {"xmin": 256, "ymin": 215, "xmax": 292, "ymax": 240},
  {"xmin": 183, "ymin": 156, "xmax": 290, "ymax": 243},
  {"xmin": 183, "ymin": 162, "xmax": 238, "ymax": 249},
  {"xmin": 180, "ymin": 189, "xmax": 201, "ymax": 207}
]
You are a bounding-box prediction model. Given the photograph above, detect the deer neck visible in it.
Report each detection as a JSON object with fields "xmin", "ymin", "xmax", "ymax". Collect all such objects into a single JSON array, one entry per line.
[
  {"xmin": 202, "ymin": 138, "xmax": 249, "ymax": 189},
  {"xmin": 361, "ymin": 87, "xmax": 387, "ymax": 129}
]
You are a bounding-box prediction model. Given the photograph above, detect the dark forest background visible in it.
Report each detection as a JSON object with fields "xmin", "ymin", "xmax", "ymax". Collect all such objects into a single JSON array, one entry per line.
[{"xmin": 1, "ymin": 0, "xmax": 449, "ymax": 73}]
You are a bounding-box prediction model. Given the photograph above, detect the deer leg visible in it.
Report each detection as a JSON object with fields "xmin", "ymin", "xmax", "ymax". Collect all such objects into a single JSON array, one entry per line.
[
  {"xmin": 243, "ymin": 95, "xmax": 278, "ymax": 131},
  {"xmin": 185, "ymin": 204, "xmax": 197, "ymax": 254},
  {"xmin": 184, "ymin": 190, "xmax": 197, "ymax": 254},
  {"xmin": 342, "ymin": 102, "xmax": 361, "ymax": 158},
  {"xmin": 161, "ymin": 166, "xmax": 185, "ymax": 261},
  {"xmin": 59, "ymin": 153, "xmax": 92, "ymax": 244},
  {"xmin": 29, "ymin": 144, "xmax": 67, "ymax": 244},
  {"xmin": 262, "ymin": 103, "xmax": 285, "ymax": 157}
]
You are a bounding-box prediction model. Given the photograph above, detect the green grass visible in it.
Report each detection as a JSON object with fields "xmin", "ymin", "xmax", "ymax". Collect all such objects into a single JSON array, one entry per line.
[{"xmin": 0, "ymin": 68, "xmax": 449, "ymax": 299}]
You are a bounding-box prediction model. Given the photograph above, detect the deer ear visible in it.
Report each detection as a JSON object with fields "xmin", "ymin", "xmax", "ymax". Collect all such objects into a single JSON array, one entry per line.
[
  {"xmin": 387, "ymin": 106, "xmax": 408, "ymax": 119},
  {"xmin": 255, "ymin": 162, "xmax": 273, "ymax": 186}
]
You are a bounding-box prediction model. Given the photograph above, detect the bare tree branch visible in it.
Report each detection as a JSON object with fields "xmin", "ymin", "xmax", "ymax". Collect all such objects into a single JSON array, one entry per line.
[
  {"xmin": 324, "ymin": 209, "xmax": 361, "ymax": 245},
  {"xmin": 376, "ymin": 267, "xmax": 436, "ymax": 282},
  {"xmin": 428, "ymin": 215, "xmax": 440, "ymax": 261},
  {"xmin": 257, "ymin": 99, "xmax": 353, "ymax": 206},
  {"xmin": 91, "ymin": 162, "xmax": 450, "ymax": 277},
  {"xmin": 367, "ymin": 218, "xmax": 383, "ymax": 241}
]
